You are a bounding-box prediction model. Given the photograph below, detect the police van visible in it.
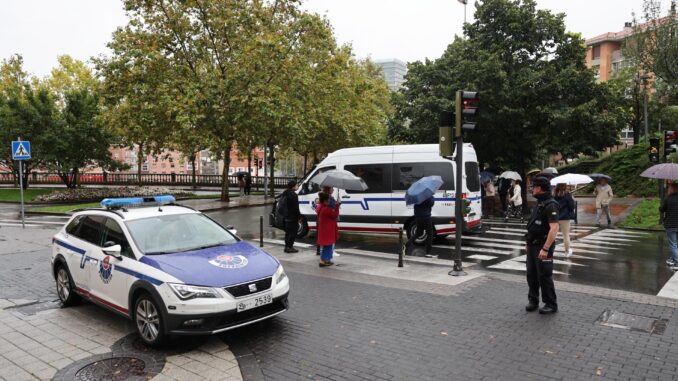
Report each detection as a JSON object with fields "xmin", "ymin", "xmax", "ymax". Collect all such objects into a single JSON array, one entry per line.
[
  {"xmin": 295, "ymin": 144, "xmax": 482, "ymax": 242},
  {"xmin": 51, "ymin": 196, "xmax": 289, "ymax": 346}
]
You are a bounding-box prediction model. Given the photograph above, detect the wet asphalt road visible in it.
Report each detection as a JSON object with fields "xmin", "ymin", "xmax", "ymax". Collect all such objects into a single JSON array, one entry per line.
[{"xmin": 208, "ymin": 205, "xmax": 674, "ymax": 295}]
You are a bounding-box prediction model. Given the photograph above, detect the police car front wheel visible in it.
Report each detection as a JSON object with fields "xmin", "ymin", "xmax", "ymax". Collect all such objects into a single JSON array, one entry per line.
[
  {"xmin": 134, "ymin": 295, "xmax": 165, "ymax": 346},
  {"xmin": 55, "ymin": 266, "xmax": 79, "ymax": 306}
]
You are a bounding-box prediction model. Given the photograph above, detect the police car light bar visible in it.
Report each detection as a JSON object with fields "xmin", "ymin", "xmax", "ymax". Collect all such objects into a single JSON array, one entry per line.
[{"xmin": 100, "ymin": 195, "xmax": 176, "ymax": 208}]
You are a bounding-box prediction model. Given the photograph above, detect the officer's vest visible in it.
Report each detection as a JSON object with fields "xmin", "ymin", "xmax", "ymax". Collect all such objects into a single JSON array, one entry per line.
[{"xmin": 526, "ymin": 198, "xmax": 559, "ymax": 238}]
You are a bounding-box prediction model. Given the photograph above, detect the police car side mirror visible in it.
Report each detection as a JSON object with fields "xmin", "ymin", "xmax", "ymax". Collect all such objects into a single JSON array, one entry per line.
[
  {"xmin": 226, "ymin": 225, "xmax": 237, "ymax": 236},
  {"xmin": 103, "ymin": 244, "xmax": 123, "ymax": 260}
]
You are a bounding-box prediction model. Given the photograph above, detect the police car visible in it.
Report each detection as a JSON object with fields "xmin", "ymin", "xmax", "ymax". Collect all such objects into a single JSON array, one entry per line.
[{"xmin": 50, "ymin": 195, "xmax": 289, "ymax": 346}]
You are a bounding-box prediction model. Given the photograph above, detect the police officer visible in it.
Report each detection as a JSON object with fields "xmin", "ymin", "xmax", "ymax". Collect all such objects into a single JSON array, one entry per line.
[
  {"xmin": 524, "ymin": 175, "xmax": 559, "ymax": 314},
  {"xmin": 282, "ymin": 180, "xmax": 300, "ymax": 253}
]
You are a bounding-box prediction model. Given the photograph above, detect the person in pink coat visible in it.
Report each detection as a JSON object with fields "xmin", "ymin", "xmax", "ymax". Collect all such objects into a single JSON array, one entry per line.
[{"xmin": 315, "ymin": 192, "xmax": 340, "ymax": 267}]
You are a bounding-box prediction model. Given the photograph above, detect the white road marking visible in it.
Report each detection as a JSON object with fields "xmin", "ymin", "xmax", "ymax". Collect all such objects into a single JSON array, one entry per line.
[
  {"xmin": 658, "ymin": 271, "xmax": 678, "ymax": 300},
  {"xmin": 433, "ymin": 245, "xmax": 515, "ymax": 256},
  {"xmin": 595, "ymin": 229, "xmax": 649, "ymax": 237},
  {"xmin": 467, "ymin": 255, "xmax": 498, "ymax": 261},
  {"xmin": 482, "ymin": 230, "xmax": 527, "ymax": 237},
  {"xmin": 580, "ymin": 234, "xmax": 638, "ymax": 243},
  {"xmin": 261, "ymin": 238, "xmax": 314, "ymax": 248},
  {"xmin": 0, "ymin": 222, "xmax": 41, "ymax": 227},
  {"xmin": 488, "ymin": 260, "xmax": 567, "ymax": 274},
  {"xmin": 509, "ymin": 255, "xmax": 586, "ymax": 267},
  {"xmin": 0, "ymin": 219, "xmax": 63, "ymax": 225},
  {"xmin": 570, "ymin": 242, "xmax": 623, "ymax": 250},
  {"xmin": 578, "ymin": 238, "xmax": 631, "ymax": 246}
]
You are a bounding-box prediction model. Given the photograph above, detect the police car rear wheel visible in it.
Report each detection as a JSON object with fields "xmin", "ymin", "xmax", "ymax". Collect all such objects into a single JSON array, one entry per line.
[
  {"xmin": 56, "ymin": 266, "xmax": 79, "ymax": 306},
  {"xmin": 135, "ymin": 295, "xmax": 165, "ymax": 346}
]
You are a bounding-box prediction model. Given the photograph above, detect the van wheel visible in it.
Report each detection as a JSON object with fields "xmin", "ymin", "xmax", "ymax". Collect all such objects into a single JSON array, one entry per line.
[
  {"xmin": 296, "ymin": 217, "xmax": 309, "ymax": 238},
  {"xmin": 406, "ymin": 220, "xmax": 436, "ymax": 245}
]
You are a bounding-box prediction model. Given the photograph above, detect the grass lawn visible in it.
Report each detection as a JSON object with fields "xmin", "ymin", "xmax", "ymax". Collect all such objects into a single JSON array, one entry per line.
[
  {"xmin": 620, "ymin": 198, "xmax": 663, "ymax": 230},
  {"xmin": 28, "ymin": 202, "xmax": 101, "ymax": 214},
  {"xmin": 0, "ymin": 188, "xmax": 59, "ymax": 202}
]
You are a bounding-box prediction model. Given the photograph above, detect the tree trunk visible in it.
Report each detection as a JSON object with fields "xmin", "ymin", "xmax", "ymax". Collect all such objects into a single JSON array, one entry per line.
[
  {"xmin": 267, "ymin": 141, "xmax": 276, "ymax": 197},
  {"xmin": 137, "ymin": 142, "xmax": 144, "ymax": 187},
  {"xmin": 247, "ymin": 151, "xmax": 252, "ymax": 176},
  {"xmin": 303, "ymin": 153, "xmax": 308, "ymax": 174},
  {"xmin": 633, "ymin": 125, "xmax": 640, "ymax": 145},
  {"xmin": 220, "ymin": 144, "xmax": 232, "ymax": 202},
  {"xmin": 75, "ymin": 168, "xmax": 80, "ymax": 188},
  {"xmin": 190, "ymin": 153, "xmax": 197, "ymax": 190}
]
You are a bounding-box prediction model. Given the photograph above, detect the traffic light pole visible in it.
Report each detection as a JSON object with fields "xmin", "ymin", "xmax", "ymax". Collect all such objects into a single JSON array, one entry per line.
[{"xmin": 450, "ymin": 91, "xmax": 466, "ymax": 276}]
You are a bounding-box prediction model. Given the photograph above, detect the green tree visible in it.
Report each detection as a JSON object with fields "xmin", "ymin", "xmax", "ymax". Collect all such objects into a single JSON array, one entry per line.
[
  {"xmin": 390, "ymin": 0, "xmax": 623, "ymax": 204},
  {"xmin": 0, "ymin": 55, "xmax": 57, "ymax": 188},
  {"xmin": 45, "ymin": 89, "xmax": 125, "ymax": 188}
]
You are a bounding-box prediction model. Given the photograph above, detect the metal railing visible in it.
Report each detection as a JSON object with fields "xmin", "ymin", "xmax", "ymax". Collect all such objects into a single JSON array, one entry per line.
[{"xmin": 0, "ymin": 172, "xmax": 296, "ymax": 188}]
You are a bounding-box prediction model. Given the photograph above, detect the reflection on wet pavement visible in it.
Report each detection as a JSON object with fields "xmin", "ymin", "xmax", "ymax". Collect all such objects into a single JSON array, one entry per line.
[{"xmin": 208, "ymin": 206, "xmax": 674, "ymax": 295}]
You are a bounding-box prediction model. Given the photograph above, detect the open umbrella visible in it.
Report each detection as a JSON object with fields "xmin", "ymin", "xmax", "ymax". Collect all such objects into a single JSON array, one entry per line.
[
  {"xmin": 640, "ymin": 163, "xmax": 678, "ymax": 180},
  {"xmin": 543, "ymin": 167, "xmax": 558, "ymax": 175},
  {"xmin": 499, "ymin": 171, "xmax": 521, "ymax": 181},
  {"xmin": 550, "ymin": 173, "xmax": 593, "ymax": 186},
  {"xmin": 526, "ymin": 168, "xmax": 541, "ymax": 176},
  {"xmin": 405, "ymin": 176, "xmax": 443, "ymax": 206},
  {"xmin": 310, "ymin": 169, "xmax": 368, "ymax": 191},
  {"xmin": 589, "ymin": 173, "xmax": 612, "ymax": 182},
  {"xmin": 480, "ymin": 171, "xmax": 496, "ymax": 184}
]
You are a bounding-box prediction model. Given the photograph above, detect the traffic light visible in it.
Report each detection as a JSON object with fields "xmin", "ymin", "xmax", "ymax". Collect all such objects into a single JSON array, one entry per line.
[
  {"xmin": 649, "ymin": 138, "xmax": 660, "ymax": 163},
  {"xmin": 665, "ymin": 130, "xmax": 678, "ymax": 158},
  {"xmin": 455, "ymin": 90, "xmax": 480, "ymax": 137}
]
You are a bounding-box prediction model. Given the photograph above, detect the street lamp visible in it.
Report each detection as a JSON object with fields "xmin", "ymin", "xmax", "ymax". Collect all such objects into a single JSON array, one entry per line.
[
  {"xmin": 640, "ymin": 73, "xmax": 651, "ymax": 142},
  {"xmin": 457, "ymin": 0, "xmax": 467, "ymax": 24}
]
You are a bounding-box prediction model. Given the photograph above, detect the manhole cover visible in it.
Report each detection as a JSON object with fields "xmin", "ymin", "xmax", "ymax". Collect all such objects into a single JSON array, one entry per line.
[
  {"xmin": 597, "ymin": 310, "xmax": 668, "ymax": 334},
  {"xmin": 75, "ymin": 357, "xmax": 145, "ymax": 381}
]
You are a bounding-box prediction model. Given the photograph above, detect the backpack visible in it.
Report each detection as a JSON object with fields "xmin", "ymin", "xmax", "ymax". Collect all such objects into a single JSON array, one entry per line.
[{"xmin": 272, "ymin": 192, "xmax": 288, "ymax": 229}]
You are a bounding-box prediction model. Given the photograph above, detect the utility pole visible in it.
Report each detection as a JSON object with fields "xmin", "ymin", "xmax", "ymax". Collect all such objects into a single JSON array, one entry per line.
[
  {"xmin": 457, "ymin": 0, "xmax": 468, "ymax": 24},
  {"xmin": 640, "ymin": 73, "xmax": 651, "ymax": 142}
]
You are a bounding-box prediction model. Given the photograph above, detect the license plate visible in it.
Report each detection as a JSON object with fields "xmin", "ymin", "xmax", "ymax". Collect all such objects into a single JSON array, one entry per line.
[{"xmin": 236, "ymin": 293, "xmax": 273, "ymax": 312}]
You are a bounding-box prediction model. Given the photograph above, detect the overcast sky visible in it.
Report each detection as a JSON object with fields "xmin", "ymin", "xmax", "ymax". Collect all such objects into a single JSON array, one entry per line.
[{"xmin": 0, "ymin": 0, "xmax": 671, "ymax": 77}]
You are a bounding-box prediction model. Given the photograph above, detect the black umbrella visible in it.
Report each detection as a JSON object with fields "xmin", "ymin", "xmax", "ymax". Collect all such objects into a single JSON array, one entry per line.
[{"xmin": 589, "ymin": 173, "xmax": 612, "ymax": 182}]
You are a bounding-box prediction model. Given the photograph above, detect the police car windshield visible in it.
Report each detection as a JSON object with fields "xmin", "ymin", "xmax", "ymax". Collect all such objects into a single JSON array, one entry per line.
[{"xmin": 125, "ymin": 213, "xmax": 237, "ymax": 255}]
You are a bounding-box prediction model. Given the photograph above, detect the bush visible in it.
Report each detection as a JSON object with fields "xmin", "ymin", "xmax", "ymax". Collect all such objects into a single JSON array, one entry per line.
[{"xmin": 34, "ymin": 186, "xmax": 193, "ymax": 203}]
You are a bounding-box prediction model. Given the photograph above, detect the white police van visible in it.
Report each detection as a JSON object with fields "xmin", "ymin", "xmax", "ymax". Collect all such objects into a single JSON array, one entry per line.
[
  {"xmin": 51, "ymin": 195, "xmax": 289, "ymax": 346},
  {"xmin": 295, "ymin": 144, "xmax": 482, "ymax": 242}
]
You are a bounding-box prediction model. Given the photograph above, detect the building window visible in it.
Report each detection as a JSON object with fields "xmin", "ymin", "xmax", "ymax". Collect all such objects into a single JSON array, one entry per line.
[{"xmin": 592, "ymin": 45, "xmax": 601, "ymax": 59}]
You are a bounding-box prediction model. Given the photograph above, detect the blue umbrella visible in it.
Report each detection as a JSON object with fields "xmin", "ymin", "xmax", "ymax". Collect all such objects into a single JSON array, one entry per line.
[
  {"xmin": 480, "ymin": 171, "xmax": 495, "ymax": 184},
  {"xmin": 405, "ymin": 176, "xmax": 443, "ymax": 206}
]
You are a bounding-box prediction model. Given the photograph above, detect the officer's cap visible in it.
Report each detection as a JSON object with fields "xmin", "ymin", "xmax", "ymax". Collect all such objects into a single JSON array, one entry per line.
[{"xmin": 532, "ymin": 176, "xmax": 551, "ymax": 192}]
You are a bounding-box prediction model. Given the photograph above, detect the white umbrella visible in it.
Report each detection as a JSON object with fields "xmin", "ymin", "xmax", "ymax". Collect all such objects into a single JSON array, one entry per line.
[
  {"xmin": 310, "ymin": 169, "xmax": 368, "ymax": 191},
  {"xmin": 543, "ymin": 167, "xmax": 558, "ymax": 175},
  {"xmin": 499, "ymin": 171, "xmax": 522, "ymax": 181},
  {"xmin": 550, "ymin": 173, "xmax": 593, "ymax": 186}
]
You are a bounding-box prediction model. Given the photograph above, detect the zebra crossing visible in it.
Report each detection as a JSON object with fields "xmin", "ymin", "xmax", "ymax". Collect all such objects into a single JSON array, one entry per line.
[
  {"xmin": 438, "ymin": 218, "xmax": 649, "ymax": 276},
  {"xmin": 0, "ymin": 215, "xmax": 70, "ymax": 228}
]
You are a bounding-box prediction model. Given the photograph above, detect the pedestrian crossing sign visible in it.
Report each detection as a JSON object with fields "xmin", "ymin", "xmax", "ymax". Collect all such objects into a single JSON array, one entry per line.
[{"xmin": 12, "ymin": 141, "xmax": 31, "ymax": 160}]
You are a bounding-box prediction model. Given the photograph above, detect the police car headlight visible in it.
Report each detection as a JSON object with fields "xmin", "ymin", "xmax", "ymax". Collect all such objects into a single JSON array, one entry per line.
[
  {"xmin": 168, "ymin": 283, "xmax": 219, "ymax": 300},
  {"xmin": 274, "ymin": 265, "xmax": 287, "ymax": 285}
]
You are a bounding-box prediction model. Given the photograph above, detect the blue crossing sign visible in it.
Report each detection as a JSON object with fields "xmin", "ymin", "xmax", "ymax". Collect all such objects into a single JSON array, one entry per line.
[{"xmin": 12, "ymin": 141, "xmax": 31, "ymax": 160}]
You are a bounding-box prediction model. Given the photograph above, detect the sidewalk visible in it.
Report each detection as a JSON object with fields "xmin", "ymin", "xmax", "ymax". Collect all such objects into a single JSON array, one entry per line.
[{"xmin": 178, "ymin": 195, "xmax": 275, "ymax": 212}]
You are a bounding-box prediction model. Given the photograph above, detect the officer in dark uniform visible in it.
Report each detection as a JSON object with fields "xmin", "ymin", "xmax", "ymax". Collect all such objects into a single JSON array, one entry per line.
[{"xmin": 524, "ymin": 176, "xmax": 559, "ymax": 314}]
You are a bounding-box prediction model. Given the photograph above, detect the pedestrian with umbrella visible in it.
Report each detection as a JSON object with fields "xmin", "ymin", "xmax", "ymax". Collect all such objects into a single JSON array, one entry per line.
[
  {"xmin": 592, "ymin": 175, "xmax": 613, "ymax": 226},
  {"xmin": 498, "ymin": 171, "xmax": 521, "ymax": 214},
  {"xmin": 311, "ymin": 170, "xmax": 368, "ymax": 266},
  {"xmin": 403, "ymin": 176, "xmax": 443, "ymax": 255},
  {"xmin": 553, "ymin": 183, "xmax": 576, "ymax": 257},
  {"xmin": 640, "ymin": 163, "xmax": 678, "ymax": 269}
]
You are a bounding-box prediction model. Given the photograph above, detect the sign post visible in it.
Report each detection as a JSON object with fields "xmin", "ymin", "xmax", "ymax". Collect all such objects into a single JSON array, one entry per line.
[{"xmin": 12, "ymin": 139, "xmax": 31, "ymax": 229}]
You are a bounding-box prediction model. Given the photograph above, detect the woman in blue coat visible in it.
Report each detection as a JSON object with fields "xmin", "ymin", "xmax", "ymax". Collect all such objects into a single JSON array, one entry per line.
[{"xmin": 553, "ymin": 183, "xmax": 575, "ymax": 257}]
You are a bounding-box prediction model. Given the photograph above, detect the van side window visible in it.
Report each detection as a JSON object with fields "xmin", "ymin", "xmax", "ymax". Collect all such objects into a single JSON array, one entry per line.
[
  {"xmin": 304, "ymin": 166, "xmax": 336, "ymax": 194},
  {"xmin": 392, "ymin": 162, "xmax": 455, "ymax": 191},
  {"xmin": 465, "ymin": 162, "xmax": 480, "ymax": 192},
  {"xmin": 345, "ymin": 164, "xmax": 391, "ymax": 193}
]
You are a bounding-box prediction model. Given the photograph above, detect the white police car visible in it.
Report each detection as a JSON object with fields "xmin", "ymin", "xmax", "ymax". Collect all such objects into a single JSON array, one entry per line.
[{"xmin": 50, "ymin": 195, "xmax": 289, "ymax": 346}]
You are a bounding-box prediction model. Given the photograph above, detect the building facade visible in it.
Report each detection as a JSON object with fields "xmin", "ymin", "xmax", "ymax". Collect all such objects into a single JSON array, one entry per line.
[{"xmin": 374, "ymin": 59, "xmax": 407, "ymax": 91}]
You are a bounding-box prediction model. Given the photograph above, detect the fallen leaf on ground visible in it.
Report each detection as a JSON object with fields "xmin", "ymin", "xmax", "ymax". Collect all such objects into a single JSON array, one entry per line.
[
  {"xmin": 596, "ymin": 367, "xmax": 603, "ymax": 376},
  {"xmin": 440, "ymin": 331, "xmax": 448, "ymax": 336}
]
